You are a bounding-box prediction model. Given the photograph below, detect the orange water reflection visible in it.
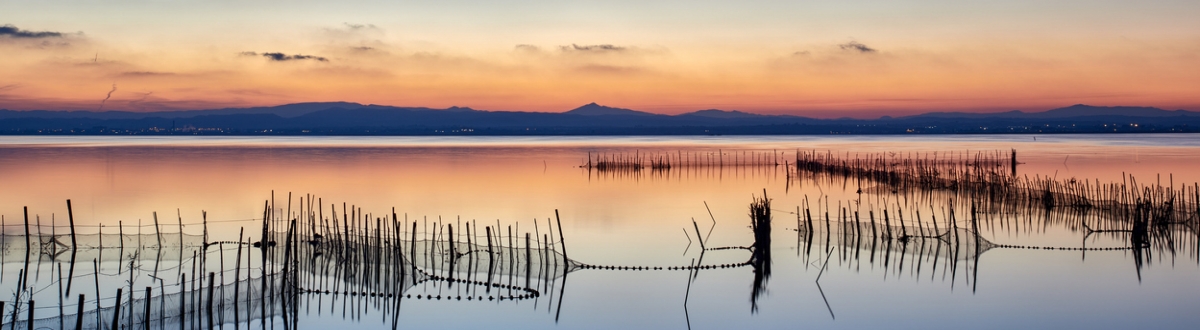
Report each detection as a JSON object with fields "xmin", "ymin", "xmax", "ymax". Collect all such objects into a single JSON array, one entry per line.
[
  {"xmin": 1, "ymin": 135, "xmax": 1198, "ymax": 265},
  {"xmin": 1, "ymin": 135, "xmax": 1200, "ymax": 329}
]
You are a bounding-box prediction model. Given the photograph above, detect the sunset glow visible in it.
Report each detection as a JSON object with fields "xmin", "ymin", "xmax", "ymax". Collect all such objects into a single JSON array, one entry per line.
[{"xmin": 2, "ymin": 1, "xmax": 1198, "ymax": 117}]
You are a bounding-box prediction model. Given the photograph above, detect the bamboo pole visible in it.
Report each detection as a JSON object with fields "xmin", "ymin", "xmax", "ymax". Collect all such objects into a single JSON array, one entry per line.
[
  {"xmin": 144, "ymin": 287, "xmax": 152, "ymax": 330},
  {"xmin": 111, "ymin": 289, "xmax": 122, "ymax": 330},
  {"xmin": 74, "ymin": 295, "xmax": 84, "ymax": 330}
]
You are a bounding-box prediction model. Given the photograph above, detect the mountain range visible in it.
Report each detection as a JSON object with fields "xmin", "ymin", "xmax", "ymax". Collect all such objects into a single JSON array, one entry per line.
[{"xmin": 1, "ymin": 102, "xmax": 1198, "ymax": 135}]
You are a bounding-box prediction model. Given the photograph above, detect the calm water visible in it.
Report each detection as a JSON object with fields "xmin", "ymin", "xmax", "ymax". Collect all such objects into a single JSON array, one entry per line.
[{"xmin": 1, "ymin": 134, "xmax": 1198, "ymax": 329}]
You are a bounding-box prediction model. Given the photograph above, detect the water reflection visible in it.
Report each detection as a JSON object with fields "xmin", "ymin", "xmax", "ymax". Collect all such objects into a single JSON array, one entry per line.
[
  {"xmin": 10, "ymin": 180, "xmax": 1192, "ymax": 329},
  {"xmin": 2, "ymin": 136, "xmax": 1200, "ymax": 329}
]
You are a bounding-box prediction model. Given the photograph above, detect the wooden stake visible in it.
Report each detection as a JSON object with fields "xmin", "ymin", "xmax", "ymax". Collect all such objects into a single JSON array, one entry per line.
[
  {"xmin": 111, "ymin": 289, "xmax": 122, "ymax": 330},
  {"xmin": 74, "ymin": 295, "xmax": 84, "ymax": 330},
  {"xmin": 207, "ymin": 272, "xmax": 215, "ymax": 330},
  {"xmin": 555, "ymin": 210, "xmax": 567, "ymax": 263},
  {"xmin": 25, "ymin": 301, "xmax": 32, "ymax": 330},
  {"xmin": 144, "ymin": 287, "xmax": 152, "ymax": 330}
]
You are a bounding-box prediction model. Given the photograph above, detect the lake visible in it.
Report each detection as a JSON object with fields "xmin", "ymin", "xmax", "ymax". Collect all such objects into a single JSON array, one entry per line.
[{"xmin": 1, "ymin": 134, "xmax": 1198, "ymax": 329}]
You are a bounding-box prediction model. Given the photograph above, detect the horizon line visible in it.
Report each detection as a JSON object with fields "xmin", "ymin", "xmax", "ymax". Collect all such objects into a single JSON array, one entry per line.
[{"xmin": 2, "ymin": 101, "xmax": 1194, "ymax": 120}]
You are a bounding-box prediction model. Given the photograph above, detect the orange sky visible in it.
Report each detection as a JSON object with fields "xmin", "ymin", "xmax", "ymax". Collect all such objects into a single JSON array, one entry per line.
[{"xmin": 1, "ymin": 1, "xmax": 1198, "ymax": 118}]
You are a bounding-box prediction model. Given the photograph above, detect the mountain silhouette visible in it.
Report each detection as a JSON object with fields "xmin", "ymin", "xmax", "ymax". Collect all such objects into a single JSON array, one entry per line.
[
  {"xmin": 0, "ymin": 102, "xmax": 471, "ymax": 120},
  {"xmin": 679, "ymin": 109, "xmax": 770, "ymax": 119},
  {"xmin": 908, "ymin": 104, "xmax": 1200, "ymax": 119},
  {"xmin": 564, "ymin": 103, "xmax": 658, "ymax": 116},
  {"xmin": 1, "ymin": 103, "xmax": 1198, "ymax": 135}
]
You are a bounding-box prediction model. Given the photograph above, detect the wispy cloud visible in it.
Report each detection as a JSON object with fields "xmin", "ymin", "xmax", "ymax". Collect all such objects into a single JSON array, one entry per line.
[
  {"xmin": 574, "ymin": 64, "xmax": 644, "ymax": 75},
  {"xmin": 262, "ymin": 53, "xmax": 328, "ymax": 62},
  {"xmin": 126, "ymin": 91, "xmax": 155, "ymax": 111},
  {"xmin": 507, "ymin": 43, "xmax": 666, "ymax": 77},
  {"xmin": 839, "ymin": 41, "xmax": 876, "ymax": 53},
  {"xmin": 118, "ymin": 71, "xmax": 176, "ymax": 77},
  {"xmin": 0, "ymin": 24, "xmax": 81, "ymax": 48},
  {"xmin": 240, "ymin": 51, "xmax": 329, "ymax": 62},
  {"xmin": 514, "ymin": 44, "xmax": 541, "ymax": 52},
  {"xmin": 0, "ymin": 24, "xmax": 64, "ymax": 38},
  {"xmin": 561, "ymin": 44, "xmax": 627, "ymax": 52},
  {"xmin": 320, "ymin": 23, "xmax": 384, "ymax": 44}
]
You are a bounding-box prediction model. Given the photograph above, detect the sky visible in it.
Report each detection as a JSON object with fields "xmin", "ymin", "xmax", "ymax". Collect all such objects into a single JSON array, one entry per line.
[{"xmin": 1, "ymin": 0, "xmax": 1198, "ymax": 117}]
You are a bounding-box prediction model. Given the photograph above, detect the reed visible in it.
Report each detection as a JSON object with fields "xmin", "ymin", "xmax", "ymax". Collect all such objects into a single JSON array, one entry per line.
[
  {"xmin": 790, "ymin": 149, "xmax": 1200, "ymax": 231},
  {"xmin": 584, "ymin": 150, "xmax": 783, "ymax": 172}
]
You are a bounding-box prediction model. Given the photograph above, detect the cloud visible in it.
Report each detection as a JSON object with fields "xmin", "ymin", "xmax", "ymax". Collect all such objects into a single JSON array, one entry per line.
[
  {"xmin": 507, "ymin": 43, "xmax": 665, "ymax": 77},
  {"xmin": 126, "ymin": 91, "xmax": 155, "ymax": 110},
  {"xmin": 118, "ymin": 71, "xmax": 176, "ymax": 77},
  {"xmin": 321, "ymin": 23, "xmax": 383, "ymax": 41},
  {"xmin": 574, "ymin": 64, "xmax": 644, "ymax": 75},
  {"xmin": 314, "ymin": 23, "xmax": 389, "ymax": 57},
  {"xmin": 341, "ymin": 23, "xmax": 378, "ymax": 31},
  {"xmin": 240, "ymin": 51, "xmax": 329, "ymax": 62},
  {"xmin": 263, "ymin": 53, "xmax": 328, "ymax": 62},
  {"xmin": 514, "ymin": 44, "xmax": 541, "ymax": 52},
  {"xmin": 0, "ymin": 24, "xmax": 82, "ymax": 48},
  {"xmin": 304, "ymin": 65, "xmax": 393, "ymax": 78},
  {"xmin": 768, "ymin": 42, "xmax": 905, "ymax": 76},
  {"xmin": 561, "ymin": 44, "xmax": 627, "ymax": 52},
  {"xmin": 839, "ymin": 41, "xmax": 876, "ymax": 53},
  {"xmin": 224, "ymin": 88, "xmax": 291, "ymax": 98},
  {"xmin": 0, "ymin": 24, "xmax": 64, "ymax": 39}
]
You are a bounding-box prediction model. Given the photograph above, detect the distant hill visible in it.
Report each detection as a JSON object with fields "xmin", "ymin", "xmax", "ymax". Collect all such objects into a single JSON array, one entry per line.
[
  {"xmin": 1, "ymin": 103, "xmax": 1198, "ymax": 135},
  {"xmin": 0, "ymin": 102, "xmax": 448, "ymax": 120},
  {"xmin": 679, "ymin": 109, "xmax": 767, "ymax": 119},
  {"xmin": 908, "ymin": 105, "xmax": 1200, "ymax": 119},
  {"xmin": 1035, "ymin": 105, "xmax": 1200, "ymax": 118},
  {"xmin": 564, "ymin": 103, "xmax": 659, "ymax": 116}
]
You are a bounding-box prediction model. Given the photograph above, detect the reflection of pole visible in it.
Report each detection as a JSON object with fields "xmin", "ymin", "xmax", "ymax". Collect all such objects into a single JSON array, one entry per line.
[
  {"xmin": 683, "ymin": 258, "xmax": 696, "ymax": 330},
  {"xmin": 815, "ymin": 249, "xmax": 835, "ymax": 320},
  {"xmin": 410, "ymin": 222, "xmax": 418, "ymax": 285},
  {"xmin": 816, "ymin": 282, "xmax": 835, "ymax": 320},
  {"xmin": 971, "ymin": 202, "xmax": 981, "ymax": 293},
  {"xmin": 153, "ymin": 212, "xmax": 162, "ymax": 251},
  {"xmin": 554, "ymin": 256, "xmax": 568, "ymax": 323}
]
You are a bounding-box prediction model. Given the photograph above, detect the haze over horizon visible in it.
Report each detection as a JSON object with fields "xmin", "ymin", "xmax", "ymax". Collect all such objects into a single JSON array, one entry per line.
[{"xmin": 2, "ymin": 1, "xmax": 1198, "ymax": 117}]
